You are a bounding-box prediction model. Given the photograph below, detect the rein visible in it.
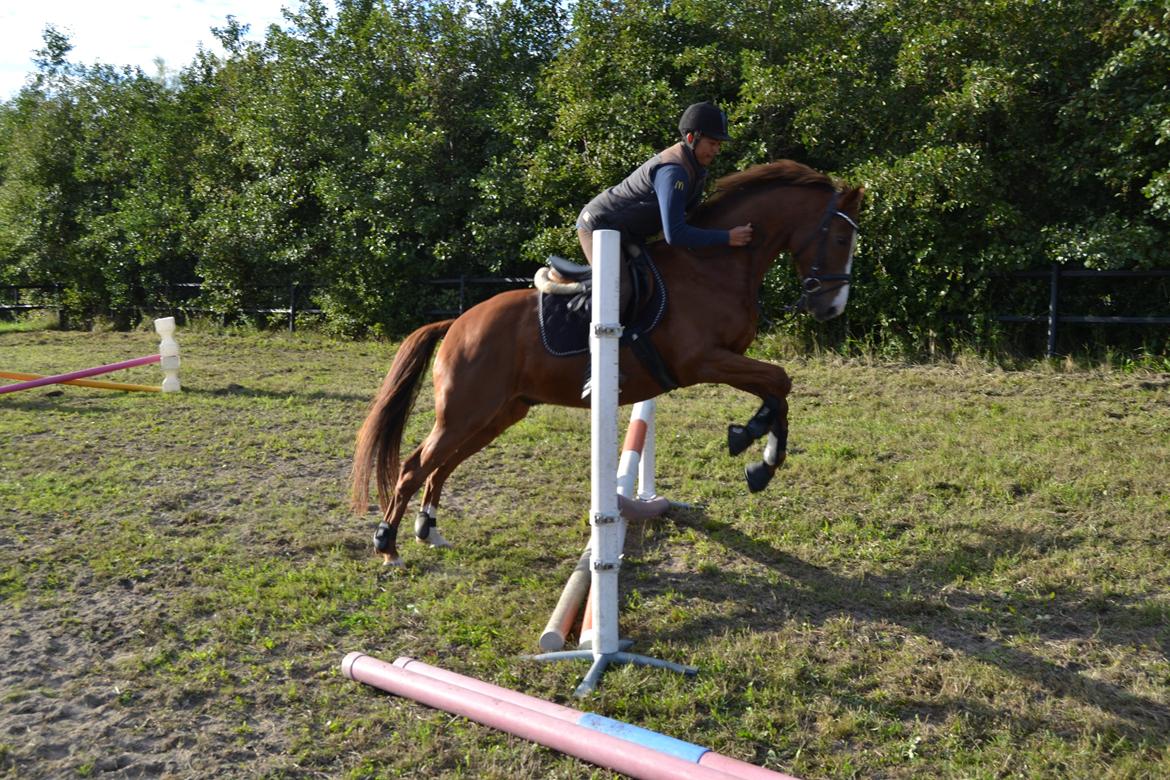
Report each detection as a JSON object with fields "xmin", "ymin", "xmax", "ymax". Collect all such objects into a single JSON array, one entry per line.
[{"xmin": 784, "ymin": 189, "xmax": 859, "ymax": 312}]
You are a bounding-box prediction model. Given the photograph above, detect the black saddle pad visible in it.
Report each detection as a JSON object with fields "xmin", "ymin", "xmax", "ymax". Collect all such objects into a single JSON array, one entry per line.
[{"xmin": 538, "ymin": 256, "xmax": 668, "ymax": 357}]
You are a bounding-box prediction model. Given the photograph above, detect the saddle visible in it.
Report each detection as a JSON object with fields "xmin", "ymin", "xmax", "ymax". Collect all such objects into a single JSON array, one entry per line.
[
  {"xmin": 534, "ymin": 247, "xmax": 678, "ymax": 392},
  {"xmin": 537, "ymin": 245, "xmax": 654, "ymax": 324}
]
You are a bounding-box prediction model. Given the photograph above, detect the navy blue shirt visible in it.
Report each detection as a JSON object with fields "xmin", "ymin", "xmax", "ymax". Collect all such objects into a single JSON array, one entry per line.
[{"xmin": 653, "ymin": 164, "xmax": 729, "ymax": 248}]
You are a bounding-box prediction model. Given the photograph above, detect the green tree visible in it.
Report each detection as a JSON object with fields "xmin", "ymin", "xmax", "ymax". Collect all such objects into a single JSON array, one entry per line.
[
  {"xmin": 0, "ymin": 28, "xmax": 89, "ymax": 314},
  {"xmin": 1, "ymin": 1, "xmax": 1165, "ymax": 351}
]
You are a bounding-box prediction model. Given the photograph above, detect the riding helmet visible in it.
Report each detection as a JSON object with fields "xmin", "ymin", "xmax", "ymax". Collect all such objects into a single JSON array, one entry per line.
[{"xmin": 679, "ymin": 101, "xmax": 731, "ymax": 141}]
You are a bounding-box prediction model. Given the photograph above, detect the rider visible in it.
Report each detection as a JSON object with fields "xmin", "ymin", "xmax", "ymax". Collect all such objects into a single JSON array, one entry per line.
[
  {"xmin": 575, "ymin": 101, "xmax": 754, "ymax": 264},
  {"xmin": 574, "ymin": 101, "xmax": 753, "ymax": 397}
]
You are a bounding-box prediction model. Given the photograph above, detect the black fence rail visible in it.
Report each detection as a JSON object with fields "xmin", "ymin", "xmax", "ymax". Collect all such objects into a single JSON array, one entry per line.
[
  {"xmin": 166, "ymin": 282, "xmax": 322, "ymax": 332},
  {"xmin": 0, "ymin": 282, "xmax": 321, "ymax": 332},
  {"xmin": 0, "ymin": 284, "xmax": 62, "ymax": 314},
  {"xmin": 993, "ymin": 266, "xmax": 1170, "ymax": 356},
  {"xmin": 426, "ymin": 275, "xmax": 533, "ymax": 317}
]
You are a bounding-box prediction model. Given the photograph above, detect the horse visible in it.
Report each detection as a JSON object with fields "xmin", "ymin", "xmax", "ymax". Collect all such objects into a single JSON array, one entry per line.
[{"xmin": 352, "ymin": 160, "xmax": 864, "ymax": 565}]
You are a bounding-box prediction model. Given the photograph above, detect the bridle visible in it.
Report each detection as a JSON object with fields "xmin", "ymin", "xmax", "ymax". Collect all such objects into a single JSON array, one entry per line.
[{"xmin": 787, "ymin": 189, "xmax": 859, "ymax": 310}]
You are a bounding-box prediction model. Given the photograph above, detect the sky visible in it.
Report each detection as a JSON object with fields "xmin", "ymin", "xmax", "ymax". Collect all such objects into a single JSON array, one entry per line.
[{"xmin": 0, "ymin": 1, "xmax": 326, "ymax": 101}]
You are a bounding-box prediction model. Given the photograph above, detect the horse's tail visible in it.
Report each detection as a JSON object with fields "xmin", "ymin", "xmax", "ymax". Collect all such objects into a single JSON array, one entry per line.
[{"xmin": 351, "ymin": 319, "xmax": 455, "ymax": 516}]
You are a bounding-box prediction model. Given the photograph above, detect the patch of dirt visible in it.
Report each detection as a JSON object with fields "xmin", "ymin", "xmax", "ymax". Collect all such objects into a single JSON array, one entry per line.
[{"xmin": 1, "ymin": 586, "xmax": 193, "ymax": 777}]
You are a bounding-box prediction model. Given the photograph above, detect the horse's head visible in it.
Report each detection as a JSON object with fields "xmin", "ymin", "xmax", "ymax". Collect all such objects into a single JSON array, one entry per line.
[
  {"xmin": 692, "ymin": 162, "xmax": 865, "ymax": 321},
  {"xmin": 791, "ymin": 186, "xmax": 864, "ymax": 322}
]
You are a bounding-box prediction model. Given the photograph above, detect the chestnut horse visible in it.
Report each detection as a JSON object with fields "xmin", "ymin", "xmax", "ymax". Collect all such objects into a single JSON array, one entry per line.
[{"xmin": 353, "ymin": 160, "xmax": 864, "ymax": 565}]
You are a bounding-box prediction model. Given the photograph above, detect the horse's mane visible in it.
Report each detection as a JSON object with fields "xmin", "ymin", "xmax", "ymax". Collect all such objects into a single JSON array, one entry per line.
[{"xmin": 692, "ymin": 160, "xmax": 837, "ymax": 221}]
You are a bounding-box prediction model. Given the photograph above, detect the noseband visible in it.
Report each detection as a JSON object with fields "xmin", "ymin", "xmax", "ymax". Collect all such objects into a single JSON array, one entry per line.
[{"xmin": 790, "ymin": 189, "xmax": 859, "ymax": 307}]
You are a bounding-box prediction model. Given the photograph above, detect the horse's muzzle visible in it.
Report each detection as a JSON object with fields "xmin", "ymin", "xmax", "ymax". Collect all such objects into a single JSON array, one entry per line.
[{"xmin": 812, "ymin": 304, "xmax": 840, "ymax": 322}]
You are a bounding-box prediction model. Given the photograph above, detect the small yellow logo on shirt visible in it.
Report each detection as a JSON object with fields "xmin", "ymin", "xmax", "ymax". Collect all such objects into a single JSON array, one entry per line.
[{"xmin": 674, "ymin": 181, "xmax": 685, "ymax": 191}]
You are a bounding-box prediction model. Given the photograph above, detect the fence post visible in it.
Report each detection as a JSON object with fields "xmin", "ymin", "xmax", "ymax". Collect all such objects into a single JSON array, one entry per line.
[
  {"xmin": 289, "ymin": 283, "xmax": 298, "ymax": 333},
  {"xmin": 55, "ymin": 283, "xmax": 66, "ymax": 329},
  {"xmin": 1047, "ymin": 264, "xmax": 1060, "ymax": 357}
]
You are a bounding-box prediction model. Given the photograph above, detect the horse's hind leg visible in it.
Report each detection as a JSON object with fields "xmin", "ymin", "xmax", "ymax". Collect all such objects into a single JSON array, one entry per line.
[
  {"xmin": 374, "ymin": 422, "xmax": 477, "ymax": 565},
  {"xmin": 415, "ymin": 399, "xmax": 531, "ymax": 548},
  {"xmin": 374, "ymin": 443, "xmax": 426, "ymax": 566},
  {"xmin": 379, "ymin": 399, "xmax": 529, "ymax": 564}
]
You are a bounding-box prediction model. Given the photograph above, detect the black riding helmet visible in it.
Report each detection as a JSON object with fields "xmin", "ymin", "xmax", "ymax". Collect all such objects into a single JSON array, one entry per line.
[{"xmin": 679, "ymin": 101, "xmax": 731, "ymax": 142}]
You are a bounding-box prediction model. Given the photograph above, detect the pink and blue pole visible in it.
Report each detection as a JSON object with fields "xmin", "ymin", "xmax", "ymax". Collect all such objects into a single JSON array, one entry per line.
[{"xmin": 343, "ymin": 653, "xmax": 799, "ymax": 780}]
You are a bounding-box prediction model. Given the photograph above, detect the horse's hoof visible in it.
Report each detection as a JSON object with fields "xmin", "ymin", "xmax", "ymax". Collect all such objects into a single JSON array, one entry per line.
[
  {"xmin": 382, "ymin": 554, "xmax": 404, "ymax": 567},
  {"xmin": 416, "ymin": 527, "xmax": 453, "ymax": 549},
  {"xmin": 745, "ymin": 461, "xmax": 773, "ymax": 493},
  {"xmin": 728, "ymin": 424, "xmax": 753, "ymax": 456}
]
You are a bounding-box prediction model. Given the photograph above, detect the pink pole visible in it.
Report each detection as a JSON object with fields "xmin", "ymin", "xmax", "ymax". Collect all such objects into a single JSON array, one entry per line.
[
  {"xmin": 392, "ymin": 656, "xmax": 581, "ymax": 721},
  {"xmin": 343, "ymin": 652, "xmax": 745, "ymax": 780},
  {"xmin": 392, "ymin": 657, "xmax": 798, "ymax": 780},
  {"xmin": 0, "ymin": 354, "xmax": 160, "ymax": 395}
]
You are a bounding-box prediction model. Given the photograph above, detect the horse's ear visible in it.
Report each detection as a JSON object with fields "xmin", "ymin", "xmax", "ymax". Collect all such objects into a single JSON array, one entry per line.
[{"xmin": 841, "ymin": 186, "xmax": 866, "ymax": 211}]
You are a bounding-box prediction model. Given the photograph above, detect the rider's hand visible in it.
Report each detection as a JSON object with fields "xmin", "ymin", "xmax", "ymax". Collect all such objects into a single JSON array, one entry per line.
[{"xmin": 728, "ymin": 223, "xmax": 753, "ymax": 247}]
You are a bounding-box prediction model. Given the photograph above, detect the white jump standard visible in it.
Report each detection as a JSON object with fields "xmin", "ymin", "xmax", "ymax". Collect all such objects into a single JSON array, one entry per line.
[
  {"xmin": 527, "ymin": 229, "xmax": 696, "ymax": 696},
  {"xmin": 539, "ymin": 398, "xmax": 671, "ymax": 653}
]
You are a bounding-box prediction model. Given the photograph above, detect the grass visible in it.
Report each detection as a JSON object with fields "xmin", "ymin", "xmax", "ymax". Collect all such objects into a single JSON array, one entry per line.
[{"xmin": 0, "ymin": 321, "xmax": 1168, "ymax": 778}]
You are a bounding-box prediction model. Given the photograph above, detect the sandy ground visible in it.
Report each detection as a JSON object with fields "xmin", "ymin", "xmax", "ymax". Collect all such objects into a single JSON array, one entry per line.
[{"xmin": 0, "ymin": 542, "xmax": 315, "ymax": 778}]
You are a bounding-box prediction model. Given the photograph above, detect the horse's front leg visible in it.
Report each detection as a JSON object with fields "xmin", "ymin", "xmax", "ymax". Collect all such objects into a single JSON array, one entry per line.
[
  {"xmin": 743, "ymin": 397, "xmax": 787, "ymax": 492},
  {"xmin": 691, "ymin": 349, "xmax": 792, "ymax": 493}
]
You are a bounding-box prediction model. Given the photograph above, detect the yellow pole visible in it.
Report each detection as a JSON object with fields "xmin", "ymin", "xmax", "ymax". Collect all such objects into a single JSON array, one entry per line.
[{"xmin": 0, "ymin": 371, "xmax": 161, "ymax": 393}]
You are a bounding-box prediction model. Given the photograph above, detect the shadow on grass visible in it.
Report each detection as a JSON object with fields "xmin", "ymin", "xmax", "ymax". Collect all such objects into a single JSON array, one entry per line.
[
  {"xmin": 195, "ymin": 384, "xmax": 373, "ymax": 403},
  {"xmin": 0, "ymin": 383, "xmax": 370, "ymax": 408},
  {"xmin": 646, "ymin": 507, "xmax": 1170, "ymax": 746}
]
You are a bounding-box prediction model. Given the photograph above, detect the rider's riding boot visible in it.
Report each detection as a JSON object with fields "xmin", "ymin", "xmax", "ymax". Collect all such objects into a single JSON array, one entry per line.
[
  {"xmin": 582, "ymin": 363, "xmax": 628, "ymax": 399},
  {"xmin": 581, "ymin": 360, "xmax": 628, "ymax": 399}
]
